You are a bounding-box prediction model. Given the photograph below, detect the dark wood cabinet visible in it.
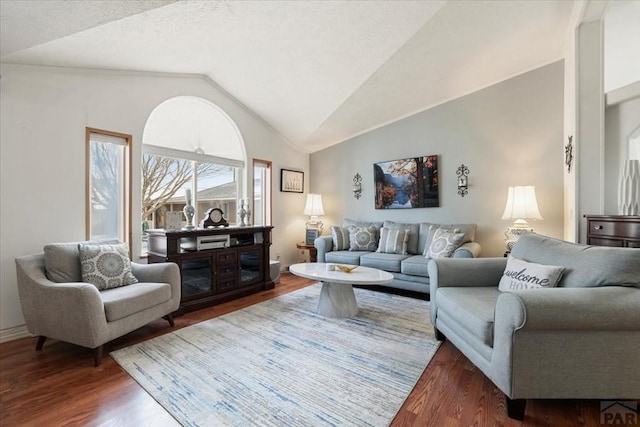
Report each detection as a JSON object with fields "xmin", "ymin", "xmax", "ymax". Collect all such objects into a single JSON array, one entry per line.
[
  {"xmin": 147, "ymin": 226, "xmax": 274, "ymax": 314},
  {"xmin": 584, "ymin": 215, "xmax": 640, "ymax": 248}
]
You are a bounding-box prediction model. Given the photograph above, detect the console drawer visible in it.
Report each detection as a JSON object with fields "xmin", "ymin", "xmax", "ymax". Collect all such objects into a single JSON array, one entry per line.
[
  {"xmin": 585, "ymin": 215, "xmax": 640, "ymax": 248},
  {"xmin": 588, "ymin": 220, "xmax": 639, "ymax": 237}
]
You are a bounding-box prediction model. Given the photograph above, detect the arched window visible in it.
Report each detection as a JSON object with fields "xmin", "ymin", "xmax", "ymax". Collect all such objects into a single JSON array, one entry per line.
[{"xmin": 141, "ymin": 96, "xmax": 246, "ymax": 236}]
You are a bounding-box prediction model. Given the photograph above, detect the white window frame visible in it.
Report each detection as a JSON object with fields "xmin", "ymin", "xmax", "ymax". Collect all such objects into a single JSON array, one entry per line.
[{"xmin": 86, "ymin": 127, "xmax": 132, "ymax": 251}]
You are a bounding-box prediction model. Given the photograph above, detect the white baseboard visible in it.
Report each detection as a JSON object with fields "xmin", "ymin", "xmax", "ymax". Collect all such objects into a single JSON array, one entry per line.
[{"xmin": 0, "ymin": 324, "xmax": 32, "ymax": 343}]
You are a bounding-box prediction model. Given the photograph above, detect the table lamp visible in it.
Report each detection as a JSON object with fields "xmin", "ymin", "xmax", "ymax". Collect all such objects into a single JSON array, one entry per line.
[
  {"xmin": 303, "ymin": 193, "xmax": 325, "ymax": 243},
  {"xmin": 501, "ymin": 186, "xmax": 543, "ymax": 251}
]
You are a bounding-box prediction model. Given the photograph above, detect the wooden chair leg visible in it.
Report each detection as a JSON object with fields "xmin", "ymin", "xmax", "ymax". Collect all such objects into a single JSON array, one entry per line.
[
  {"xmin": 163, "ymin": 314, "xmax": 175, "ymax": 327},
  {"xmin": 35, "ymin": 336, "xmax": 47, "ymax": 350},
  {"xmin": 93, "ymin": 345, "xmax": 103, "ymax": 367},
  {"xmin": 506, "ymin": 397, "xmax": 526, "ymax": 420}
]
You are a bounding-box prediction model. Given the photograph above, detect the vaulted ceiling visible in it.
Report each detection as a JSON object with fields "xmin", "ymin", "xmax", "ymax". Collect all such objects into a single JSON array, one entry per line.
[{"xmin": 0, "ymin": 0, "xmax": 574, "ymax": 152}]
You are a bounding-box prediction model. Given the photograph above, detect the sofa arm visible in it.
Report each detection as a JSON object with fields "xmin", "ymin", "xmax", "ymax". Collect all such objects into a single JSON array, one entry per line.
[
  {"xmin": 495, "ymin": 286, "xmax": 640, "ymax": 331},
  {"xmin": 314, "ymin": 236, "xmax": 334, "ymax": 263},
  {"xmin": 453, "ymin": 241, "xmax": 482, "ymax": 258},
  {"xmin": 131, "ymin": 262, "xmax": 181, "ymax": 301}
]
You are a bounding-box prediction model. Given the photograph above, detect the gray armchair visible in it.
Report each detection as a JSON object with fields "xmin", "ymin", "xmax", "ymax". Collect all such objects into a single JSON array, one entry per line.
[
  {"xmin": 428, "ymin": 233, "xmax": 640, "ymax": 419},
  {"xmin": 15, "ymin": 247, "xmax": 181, "ymax": 366}
]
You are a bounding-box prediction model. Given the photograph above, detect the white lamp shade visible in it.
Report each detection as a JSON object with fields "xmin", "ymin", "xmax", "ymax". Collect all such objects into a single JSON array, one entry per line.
[
  {"xmin": 501, "ymin": 186, "xmax": 543, "ymax": 221},
  {"xmin": 303, "ymin": 193, "xmax": 325, "ymax": 216}
]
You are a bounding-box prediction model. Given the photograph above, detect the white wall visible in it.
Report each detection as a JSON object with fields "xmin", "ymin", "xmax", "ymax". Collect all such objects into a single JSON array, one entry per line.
[
  {"xmin": 310, "ymin": 62, "xmax": 565, "ymax": 257},
  {"xmin": 604, "ymin": 0, "xmax": 640, "ymax": 93},
  {"xmin": 0, "ymin": 63, "xmax": 309, "ymax": 335},
  {"xmin": 605, "ymin": 96, "xmax": 640, "ymax": 213},
  {"xmin": 575, "ymin": 20, "xmax": 606, "ymax": 243}
]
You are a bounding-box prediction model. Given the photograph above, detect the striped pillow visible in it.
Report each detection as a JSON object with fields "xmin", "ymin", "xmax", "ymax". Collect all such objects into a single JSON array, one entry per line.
[
  {"xmin": 331, "ymin": 226, "xmax": 350, "ymax": 250},
  {"xmin": 377, "ymin": 227, "xmax": 409, "ymax": 255}
]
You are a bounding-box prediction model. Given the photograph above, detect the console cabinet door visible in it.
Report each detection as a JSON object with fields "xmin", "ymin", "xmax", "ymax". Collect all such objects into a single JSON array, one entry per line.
[
  {"xmin": 239, "ymin": 246, "xmax": 263, "ymax": 287},
  {"xmin": 179, "ymin": 256, "xmax": 214, "ymax": 300}
]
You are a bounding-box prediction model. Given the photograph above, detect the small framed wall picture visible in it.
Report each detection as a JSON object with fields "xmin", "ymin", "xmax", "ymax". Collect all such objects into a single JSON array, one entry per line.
[
  {"xmin": 305, "ymin": 229, "xmax": 320, "ymax": 245},
  {"xmin": 281, "ymin": 169, "xmax": 304, "ymax": 193}
]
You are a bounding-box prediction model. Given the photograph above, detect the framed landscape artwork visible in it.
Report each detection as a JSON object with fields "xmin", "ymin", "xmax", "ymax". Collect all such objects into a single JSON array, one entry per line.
[
  {"xmin": 280, "ymin": 169, "xmax": 304, "ymax": 193},
  {"xmin": 374, "ymin": 155, "xmax": 439, "ymax": 209}
]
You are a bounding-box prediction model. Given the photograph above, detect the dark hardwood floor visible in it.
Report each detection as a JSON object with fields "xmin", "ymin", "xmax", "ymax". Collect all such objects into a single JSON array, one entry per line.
[{"xmin": 0, "ymin": 273, "xmax": 619, "ymax": 426}]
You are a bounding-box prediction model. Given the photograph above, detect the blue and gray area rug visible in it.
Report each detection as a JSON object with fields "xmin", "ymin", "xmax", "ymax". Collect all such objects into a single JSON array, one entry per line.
[{"xmin": 111, "ymin": 283, "xmax": 440, "ymax": 427}]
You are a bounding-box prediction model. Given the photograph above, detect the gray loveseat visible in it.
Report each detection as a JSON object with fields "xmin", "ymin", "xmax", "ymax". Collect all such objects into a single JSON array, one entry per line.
[
  {"xmin": 315, "ymin": 219, "xmax": 481, "ymax": 293},
  {"xmin": 428, "ymin": 232, "xmax": 640, "ymax": 419}
]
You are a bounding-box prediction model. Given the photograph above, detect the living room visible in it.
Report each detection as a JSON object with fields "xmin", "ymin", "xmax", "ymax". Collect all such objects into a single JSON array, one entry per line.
[{"xmin": 1, "ymin": 1, "xmax": 639, "ymax": 425}]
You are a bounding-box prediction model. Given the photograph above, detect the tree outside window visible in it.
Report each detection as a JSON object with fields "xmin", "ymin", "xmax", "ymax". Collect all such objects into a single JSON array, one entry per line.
[{"xmin": 141, "ymin": 153, "xmax": 237, "ymax": 235}]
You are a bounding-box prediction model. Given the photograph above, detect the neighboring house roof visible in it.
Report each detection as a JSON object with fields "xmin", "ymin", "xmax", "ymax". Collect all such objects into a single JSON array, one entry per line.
[{"xmin": 168, "ymin": 181, "xmax": 237, "ymax": 203}]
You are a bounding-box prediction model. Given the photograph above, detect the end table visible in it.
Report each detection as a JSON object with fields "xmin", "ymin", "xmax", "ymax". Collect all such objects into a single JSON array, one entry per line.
[{"xmin": 296, "ymin": 242, "xmax": 317, "ymax": 263}]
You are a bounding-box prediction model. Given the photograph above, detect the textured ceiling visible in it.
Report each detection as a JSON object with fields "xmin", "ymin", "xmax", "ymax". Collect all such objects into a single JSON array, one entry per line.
[{"xmin": 0, "ymin": 0, "xmax": 574, "ymax": 153}]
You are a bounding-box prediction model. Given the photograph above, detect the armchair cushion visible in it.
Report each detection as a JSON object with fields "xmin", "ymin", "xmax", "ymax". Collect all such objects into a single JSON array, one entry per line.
[
  {"xmin": 511, "ymin": 233, "xmax": 640, "ymax": 288},
  {"xmin": 437, "ymin": 287, "xmax": 500, "ymax": 348},
  {"xmin": 43, "ymin": 239, "xmax": 118, "ymax": 283},
  {"xmin": 101, "ymin": 282, "xmax": 172, "ymax": 322},
  {"xmin": 44, "ymin": 242, "xmax": 84, "ymax": 282}
]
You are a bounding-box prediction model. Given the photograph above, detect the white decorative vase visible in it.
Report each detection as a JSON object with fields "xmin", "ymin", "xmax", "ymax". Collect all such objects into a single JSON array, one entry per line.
[{"xmin": 618, "ymin": 160, "xmax": 640, "ymax": 215}]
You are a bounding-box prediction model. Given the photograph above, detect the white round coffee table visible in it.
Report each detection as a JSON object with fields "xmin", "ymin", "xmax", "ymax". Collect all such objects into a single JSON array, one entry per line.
[{"xmin": 289, "ymin": 263, "xmax": 394, "ymax": 318}]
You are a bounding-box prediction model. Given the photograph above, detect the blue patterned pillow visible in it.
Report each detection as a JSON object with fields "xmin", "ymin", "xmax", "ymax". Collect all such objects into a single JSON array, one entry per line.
[
  {"xmin": 377, "ymin": 227, "xmax": 409, "ymax": 254},
  {"xmin": 79, "ymin": 243, "xmax": 138, "ymax": 290},
  {"xmin": 348, "ymin": 225, "xmax": 379, "ymax": 251},
  {"xmin": 425, "ymin": 228, "xmax": 465, "ymax": 259},
  {"xmin": 331, "ymin": 226, "xmax": 350, "ymax": 251}
]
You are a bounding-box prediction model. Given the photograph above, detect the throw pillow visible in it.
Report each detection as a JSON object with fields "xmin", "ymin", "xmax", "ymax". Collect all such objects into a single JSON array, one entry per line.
[
  {"xmin": 498, "ymin": 256, "xmax": 565, "ymax": 291},
  {"xmin": 377, "ymin": 227, "xmax": 409, "ymax": 255},
  {"xmin": 348, "ymin": 225, "xmax": 379, "ymax": 251},
  {"xmin": 422, "ymin": 225, "xmax": 462, "ymax": 256},
  {"xmin": 425, "ymin": 228, "xmax": 465, "ymax": 259},
  {"xmin": 79, "ymin": 243, "xmax": 138, "ymax": 290},
  {"xmin": 330, "ymin": 226, "xmax": 350, "ymax": 251},
  {"xmin": 383, "ymin": 221, "xmax": 420, "ymax": 254}
]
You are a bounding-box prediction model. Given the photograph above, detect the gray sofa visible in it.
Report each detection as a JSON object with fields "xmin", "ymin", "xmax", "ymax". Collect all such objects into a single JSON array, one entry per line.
[
  {"xmin": 315, "ymin": 220, "xmax": 481, "ymax": 293},
  {"xmin": 428, "ymin": 232, "xmax": 640, "ymax": 419},
  {"xmin": 15, "ymin": 242, "xmax": 181, "ymax": 366}
]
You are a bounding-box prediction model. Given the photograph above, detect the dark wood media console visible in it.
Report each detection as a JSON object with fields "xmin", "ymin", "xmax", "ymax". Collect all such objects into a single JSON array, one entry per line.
[
  {"xmin": 584, "ymin": 215, "xmax": 640, "ymax": 248},
  {"xmin": 147, "ymin": 226, "xmax": 274, "ymax": 314}
]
